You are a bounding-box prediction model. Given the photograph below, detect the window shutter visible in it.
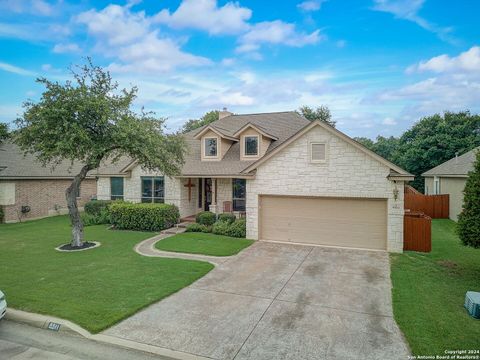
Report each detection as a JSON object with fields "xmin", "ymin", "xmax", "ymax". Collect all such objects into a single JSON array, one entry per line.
[{"xmin": 311, "ymin": 143, "xmax": 326, "ymax": 161}]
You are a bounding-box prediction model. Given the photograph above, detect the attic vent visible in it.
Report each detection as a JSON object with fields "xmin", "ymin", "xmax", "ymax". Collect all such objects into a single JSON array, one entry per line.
[
  {"xmin": 465, "ymin": 291, "xmax": 480, "ymax": 319},
  {"xmin": 311, "ymin": 143, "xmax": 326, "ymax": 163}
]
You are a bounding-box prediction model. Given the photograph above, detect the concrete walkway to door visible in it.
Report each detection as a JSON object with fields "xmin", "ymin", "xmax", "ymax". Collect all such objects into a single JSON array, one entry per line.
[{"xmin": 104, "ymin": 241, "xmax": 410, "ymax": 360}]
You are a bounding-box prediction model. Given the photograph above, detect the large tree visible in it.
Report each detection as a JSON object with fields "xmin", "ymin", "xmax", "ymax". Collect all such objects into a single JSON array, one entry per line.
[
  {"xmin": 182, "ymin": 110, "xmax": 219, "ymax": 133},
  {"xmin": 14, "ymin": 61, "xmax": 186, "ymax": 247},
  {"xmin": 0, "ymin": 122, "xmax": 8, "ymax": 142},
  {"xmin": 354, "ymin": 135, "xmax": 399, "ymax": 163},
  {"xmin": 457, "ymin": 150, "xmax": 480, "ymax": 248},
  {"xmin": 394, "ymin": 111, "xmax": 480, "ymax": 191},
  {"xmin": 356, "ymin": 111, "xmax": 480, "ymax": 191},
  {"xmin": 297, "ymin": 105, "xmax": 336, "ymax": 127}
]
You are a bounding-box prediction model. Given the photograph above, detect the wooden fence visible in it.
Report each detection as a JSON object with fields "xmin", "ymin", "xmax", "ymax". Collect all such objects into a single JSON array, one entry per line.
[
  {"xmin": 404, "ymin": 185, "xmax": 449, "ymax": 219},
  {"xmin": 404, "ymin": 212, "xmax": 432, "ymax": 252}
]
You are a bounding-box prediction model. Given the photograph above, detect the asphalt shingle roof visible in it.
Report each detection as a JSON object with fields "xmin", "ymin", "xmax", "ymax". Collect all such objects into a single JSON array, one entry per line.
[
  {"xmin": 181, "ymin": 111, "xmax": 310, "ymax": 176},
  {"xmin": 0, "ymin": 141, "xmax": 131, "ymax": 178},
  {"xmin": 422, "ymin": 146, "xmax": 479, "ymax": 177}
]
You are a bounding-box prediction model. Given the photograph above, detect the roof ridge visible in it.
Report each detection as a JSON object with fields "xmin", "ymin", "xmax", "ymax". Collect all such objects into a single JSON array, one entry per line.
[{"xmin": 227, "ymin": 110, "xmax": 297, "ymax": 117}]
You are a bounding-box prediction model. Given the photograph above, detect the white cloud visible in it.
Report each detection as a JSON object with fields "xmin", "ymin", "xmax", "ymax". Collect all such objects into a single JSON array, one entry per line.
[
  {"xmin": 76, "ymin": 4, "xmax": 211, "ymax": 73},
  {"xmin": 297, "ymin": 0, "xmax": 326, "ymax": 12},
  {"xmin": 407, "ymin": 46, "xmax": 480, "ymax": 74},
  {"xmin": 76, "ymin": 4, "xmax": 150, "ymax": 46},
  {"xmin": 107, "ymin": 32, "xmax": 211, "ymax": 73},
  {"xmin": 53, "ymin": 42, "xmax": 81, "ymax": 53},
  {"xmin": 382, "ymin": 117, "xmax": 397, "ymax": 125},
  {"xmin": 372, "ymin": 0, "xmax": 455, "ymax": 43},
  {"xmin": 0, "ymin": 0, "xmax": 55, "ymax": 16},
  {"xmin": 0, "ymin": 62, "xmax": 36, "ymax": 76},
  {"xmin": 154, "ymin": 0, "xmax": 252, "ymax": 35},
  {"xmin": 236, "ymin": 20, "xmax": 323, "ymax": 53}
]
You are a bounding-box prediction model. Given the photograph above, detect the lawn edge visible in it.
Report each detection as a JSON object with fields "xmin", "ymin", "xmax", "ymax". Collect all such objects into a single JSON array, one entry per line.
[{"xmin": 5, "ymin": 308, "xmax": 210, "ymax": 360}]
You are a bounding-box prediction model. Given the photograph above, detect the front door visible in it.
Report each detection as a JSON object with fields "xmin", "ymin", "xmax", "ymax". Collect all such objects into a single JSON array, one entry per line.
[{"xmin": 204, "ymin": 178, "xmax": 212, "ymax": 211}]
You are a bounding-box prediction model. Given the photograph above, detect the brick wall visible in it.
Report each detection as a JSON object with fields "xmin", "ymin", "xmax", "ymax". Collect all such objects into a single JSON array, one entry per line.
[
  {"xmin": 2, "ymin": 179, "xmax": 97, "ymax": 223},
  {"xmin": 246, "ymin": 125, "xmax": 405, "ymax": 253}
]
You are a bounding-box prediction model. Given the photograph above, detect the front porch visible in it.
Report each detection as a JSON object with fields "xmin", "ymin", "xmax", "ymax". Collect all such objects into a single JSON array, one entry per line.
[{"xmin": 177, "ymin": 177, "xmax": 247, "ymax": 219}]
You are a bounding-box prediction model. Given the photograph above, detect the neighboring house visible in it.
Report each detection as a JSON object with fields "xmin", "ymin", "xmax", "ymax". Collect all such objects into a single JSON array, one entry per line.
[
  {"xmin": 97, "ymin": 110, "xmax": 413, "ymax": 252},
  {"xmin": 0, "ymin": 142, "xmax": 101, "ymax": 223},
  {"xmin": 422, "ymin": 146, "xmax": 479, "ymax": 221}
]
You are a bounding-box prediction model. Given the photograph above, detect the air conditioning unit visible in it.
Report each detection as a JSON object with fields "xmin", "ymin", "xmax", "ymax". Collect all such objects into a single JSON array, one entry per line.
[{"xmin": 465, "ymin": 291, "xmax": 480, "ymax": 319}]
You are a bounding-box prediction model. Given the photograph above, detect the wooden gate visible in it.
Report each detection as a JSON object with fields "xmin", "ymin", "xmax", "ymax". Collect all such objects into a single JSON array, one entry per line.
[
  {"xmin": 404, "ymin": 185, "xmax": 449, "ymax": 219},
  {"xmin": 404, "ymin": 212, "xmax": 432, "ymax": 252}
]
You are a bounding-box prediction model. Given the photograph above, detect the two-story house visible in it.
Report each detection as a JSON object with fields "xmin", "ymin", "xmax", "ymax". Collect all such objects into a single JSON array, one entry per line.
[{"xmin": 96, "ymin": 110, "xmax": 413, "ymax": 252}]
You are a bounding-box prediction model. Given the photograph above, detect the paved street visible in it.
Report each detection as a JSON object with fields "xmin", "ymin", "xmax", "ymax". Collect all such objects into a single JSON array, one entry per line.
[{"xmin": 0, "ymin": 320, "xmax": 168, "ymax": 360}]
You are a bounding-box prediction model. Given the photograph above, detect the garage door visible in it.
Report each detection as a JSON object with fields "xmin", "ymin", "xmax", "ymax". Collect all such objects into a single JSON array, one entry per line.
[{"xmin": 259, "ymin": 196, "xmax": 387, "ymax": 250}]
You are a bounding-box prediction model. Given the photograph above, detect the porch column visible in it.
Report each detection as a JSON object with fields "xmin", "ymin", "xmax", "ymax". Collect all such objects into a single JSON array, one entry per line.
[{"xmin": 209, "ymin": 178, "xmax": 218, "ymax": 213}]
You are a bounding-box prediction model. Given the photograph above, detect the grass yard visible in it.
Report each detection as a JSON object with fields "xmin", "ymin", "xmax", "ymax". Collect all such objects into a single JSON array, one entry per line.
[
  {"xmin": 391, "ymin": 219, "xmax": 480, "ymax": 355},
  {"xmin": 155, "ymin": 232, "xmax": 254, "ymax": 256},
  {"xmin": 0, "ymin": 216, "xmax": 213, "ymax": 333}
]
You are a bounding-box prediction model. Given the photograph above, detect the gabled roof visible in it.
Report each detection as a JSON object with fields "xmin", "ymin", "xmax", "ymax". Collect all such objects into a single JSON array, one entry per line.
[
  {"xmin": 241, "ymin": 120, "xmax": 413, "ymax": 177},
  {"xmin": 193, "ymin": 125, "xmax": 239, "ymax": 142},
  {"xmin": 422, "ymin": 146, "xmax": 479, "ymax": 177},
  {"xmin": 232, "ymin": 123, "xmax": 279, "ymax": 140}
]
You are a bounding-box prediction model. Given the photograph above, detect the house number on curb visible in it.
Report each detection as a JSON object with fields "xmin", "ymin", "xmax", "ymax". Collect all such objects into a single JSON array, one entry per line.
[{"xmin": 47, "ymin": 322, "xmax": 61, "ymax": 331}]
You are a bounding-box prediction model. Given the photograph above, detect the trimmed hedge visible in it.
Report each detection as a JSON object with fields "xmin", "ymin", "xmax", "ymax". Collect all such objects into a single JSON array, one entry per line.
[
  {"xmin": 84, "ymin": 200, "xmax": 114, "ymax": 216},
  {"xmin": 0, "ymin": 206, "xmax": 4, "ymax": 223},
  {"xmin": 110, "ymin": 203, "xmax": 179, "ymax": 231},
  {"xmin": 217, "ymin": 213, "xmax": 236, "ymax": 224},
  {"xmin": 185, "ymin": 223, "xmax": 212, "ymax": 233},
  {"xmin": 196, "ymin": 211, "xmax": 216, "ymax": 226},
  {"xmin": 81, "ymin": 209, "xmax": 111, "ymax": 226},
  {"xmin": 227, "ymin": 219, "xmax": 246, "ymax": 238},
  {"xmin": 212, "ymin": 218, "xmax": 246, "ymax": 238}
]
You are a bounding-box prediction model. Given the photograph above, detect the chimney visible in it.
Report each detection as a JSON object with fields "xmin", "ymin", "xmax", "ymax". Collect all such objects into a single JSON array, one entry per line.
[
  {"xmin": 455, "ymin": 152, "xmax": 459, "ymax": 164},
  {"xmin": 219, "ymin": 107, "xmax": 233, "ymax": 120}
]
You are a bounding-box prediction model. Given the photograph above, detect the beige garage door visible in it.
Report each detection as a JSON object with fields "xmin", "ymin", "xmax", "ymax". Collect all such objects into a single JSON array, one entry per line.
[{"xmin": 259, "ymin": 196, "xmax": 387, "ymax": 250}]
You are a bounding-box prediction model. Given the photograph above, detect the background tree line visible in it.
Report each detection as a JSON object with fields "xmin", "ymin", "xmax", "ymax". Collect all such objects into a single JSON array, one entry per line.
[{"xmin": 354, "ymin": 111, "xmax": 480, "ymax": 191}]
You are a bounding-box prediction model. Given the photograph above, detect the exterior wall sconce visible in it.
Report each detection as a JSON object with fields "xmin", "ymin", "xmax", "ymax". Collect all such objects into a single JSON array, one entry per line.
[{"xmin": 393, "ymin": 184, "xmax": 399, "ymax": 201}]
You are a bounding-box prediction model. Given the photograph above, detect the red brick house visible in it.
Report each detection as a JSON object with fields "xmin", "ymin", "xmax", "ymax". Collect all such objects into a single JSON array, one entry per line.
[{"xmin": 0, "ymin": 142, "xmax": 98, "ymax": 223}]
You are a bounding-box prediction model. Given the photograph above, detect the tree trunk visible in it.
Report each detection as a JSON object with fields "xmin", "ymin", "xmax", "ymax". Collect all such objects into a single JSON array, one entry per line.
[{"xmin": 66, "ymin": 164, "xmax": 92, "ymax": 247}]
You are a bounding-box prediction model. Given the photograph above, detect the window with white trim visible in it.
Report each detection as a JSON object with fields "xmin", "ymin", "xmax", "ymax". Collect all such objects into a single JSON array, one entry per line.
[
  {"xmin": 204, "ymin": 137, "xmax": 217, "ymax": 157},
  {"xmin": 310, "ymin": 143, "xmax": 326, "ymax": 163},
  {"xmin": 244, "ymin": 136, "xmax": 259, "ymax": 156},
  {"xmin": 433, "ymin": 176, "xmax": 440, "ymax": 195}
]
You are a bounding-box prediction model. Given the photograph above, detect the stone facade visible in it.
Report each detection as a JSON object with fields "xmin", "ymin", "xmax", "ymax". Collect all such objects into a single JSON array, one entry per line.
[
  {"xmin": 1, "ymin": 179, "xmax": 96, "ymax": 223},
  {"xmin": 97, "ymin": 166, "xmax": 202, "ymax": 218},
  {"xmin": 245, "ymin": 125, "xmax": 405, "ymax": 252}
]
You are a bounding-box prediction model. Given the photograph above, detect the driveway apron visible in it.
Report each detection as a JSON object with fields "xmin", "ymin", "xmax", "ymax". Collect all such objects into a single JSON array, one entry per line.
[{"xmin": 104, "ymin": 242, "xmax": 410, "ymax": 360}]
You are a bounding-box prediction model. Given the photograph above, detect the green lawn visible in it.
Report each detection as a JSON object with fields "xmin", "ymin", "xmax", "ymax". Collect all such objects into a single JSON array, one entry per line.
[
  {"xmin": 0, "ymin": 216, "xmax": 213, "ymax": 333},
  {"xmin": 155, "ymin": 232, "xmax": 254, "ymax": 256},
  {"xmin": 391, "ymin": 219, "xmax": 480, "ymax": 355}
]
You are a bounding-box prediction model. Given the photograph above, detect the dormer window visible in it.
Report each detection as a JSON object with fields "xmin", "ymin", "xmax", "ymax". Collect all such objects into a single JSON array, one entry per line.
[
  {"xmin": 244, "ymin": 136, "xmax": 259, "ymax": 156},
  {"xmin": 204, "ymin": 137, "xmax": 218, "ymax": 157}
]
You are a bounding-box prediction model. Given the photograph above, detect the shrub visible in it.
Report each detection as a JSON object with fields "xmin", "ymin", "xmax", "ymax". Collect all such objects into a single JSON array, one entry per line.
[
  {"xmin": 457, "ymin": 150, "xmax": 480, "ymax": 248},
  {"xmin": 185, "ymin": 223, "xmax": 211, "ymax": 233},
  {"xmin": 212, "ymin": 220, "xmax": 230, "ymax": 236},
  {"xmin": 217, "ymin": 213, "xmax": 236, "ymax": 224},
  {"xmin": 84, "ymin": 200, "xmax": 113, "ymax": 216},
  {"xmin": 0, "ymin": 206, "xmax": 4, "ymax": 223},
  {"xmin": 227, "ymin": 219, "xmax": 246, "ymax": 238},
  {"xmin": 110, "ymin": 203, "xmax": 179, "ymax": 231},
  {"xmin": 196, "ymin": 211, "xmax": 216, "ymax": 226},
  {"xmin": 212, "ymin": 219, "xmax": 246, "ymax": 238},
  {"xmin": 81, "ymin": 209, "xmax": 111, "ymax": 226}
]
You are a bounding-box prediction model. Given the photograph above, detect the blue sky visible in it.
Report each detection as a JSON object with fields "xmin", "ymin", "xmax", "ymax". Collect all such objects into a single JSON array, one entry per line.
[{"xmin": 0, "ymin": 0, "xmax": 479, "ymax": 138}]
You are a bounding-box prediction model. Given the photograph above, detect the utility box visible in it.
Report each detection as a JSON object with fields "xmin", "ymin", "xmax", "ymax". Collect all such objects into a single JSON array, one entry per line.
[{"xmin": 465, "ymin": 291, "xmax": 480, "ymax": 319}]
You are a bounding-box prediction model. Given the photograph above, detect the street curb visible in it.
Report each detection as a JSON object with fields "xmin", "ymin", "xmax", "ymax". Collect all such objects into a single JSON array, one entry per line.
[{"xmin": 5, "ymin": 308, "xmax": 210, "ymax": 360}]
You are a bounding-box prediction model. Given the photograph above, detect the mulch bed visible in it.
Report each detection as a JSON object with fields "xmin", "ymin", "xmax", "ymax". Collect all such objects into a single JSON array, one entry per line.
[{"xmin": 57, "ymin": 242, "xmax": 98, "ymax": 251}]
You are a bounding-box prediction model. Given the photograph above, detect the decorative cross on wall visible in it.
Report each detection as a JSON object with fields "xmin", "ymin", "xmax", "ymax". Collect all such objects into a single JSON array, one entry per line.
[{"xmin": 184, "ymin": 178, "xmax": 195, "ymax": 202}]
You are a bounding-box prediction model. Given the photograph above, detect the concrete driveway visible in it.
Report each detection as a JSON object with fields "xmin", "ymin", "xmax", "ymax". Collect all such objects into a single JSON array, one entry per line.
[{"xmin": 104, "ymin": 242, "xmax": 410, "ymax": 360}]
